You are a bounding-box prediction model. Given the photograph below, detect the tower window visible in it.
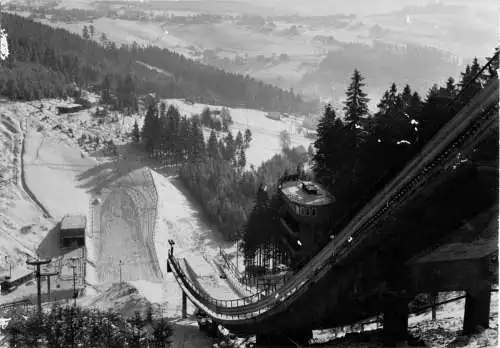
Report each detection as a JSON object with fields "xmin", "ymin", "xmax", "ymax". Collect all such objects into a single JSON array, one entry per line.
[{"xmin": 312, "ymin": 208, "xmax": 316, "ymax": 216}]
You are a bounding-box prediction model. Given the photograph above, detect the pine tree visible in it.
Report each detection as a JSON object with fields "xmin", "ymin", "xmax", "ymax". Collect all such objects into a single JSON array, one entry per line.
[
  {"xmin": 223, "ymin": 131, "xmax": 235, "ymax": 162},
  {"xmin": 166, "ymin": 105, "xmax": 181, "ymax": 164},
  {"xmin": 238, "ymin": 147, "xmax": 247, "ymax": 169},
  {"xmin": 207, "ymin": 129, "xmax": 218, "ymax": 158},
  {"xmin": 100, "ymin": 74, "xmax": 112, "ymax": 104},
  {"xmin": 89, "ymin": 24, "xmax": 95, "ymax": 38},
  {"xmin": 343, "ymin": 69, "xmax": 370, "ymax": 130},
  {"xmin": 457, "ymin": 58, "xmax": 484, "ymax": 109},
  {"xmin": 159, "ymin": 108, "xmax": 170, "ymax": 164},
  {"xmin": 400, "ymin": 84, "xmax": 412, "ymax": 109},
  {"xmin": 142, "ymin": 103, "xmax": 158, "ymax": 156},
  {"xmin": 179, "ymin": 116, "xmax": 192, "ymax": 161},
  {"xmin": 244, "ymin": 128, "xmax": 253, "ymax": 149},
  {"xmin": 445, "ymin": 77, "xmax": 457, "ymax": 97},
  {"xmin": 132, "ymin": 120, "xmax": 140, "ymax": 142},
  {"xmin": 201, "ymin": 107, "xmax": 212, "ymax": 128},
  {"xmin": 235, "ymin": 130, "xmax": 244, "ymax": 152},
  {"xmin": 221, "ymin": 107, "xmax": 233, "ymax": 132},
  {"xmin": 313, "ymin": 104, "xmax": 349, "ymax": 192},
  {"xmin": 82, "ymin": 25, "xmax": 90, "ymax": 40},
  {"xmin": 190, "ymin": 116, "xmax": 206, "ymax": 162}
]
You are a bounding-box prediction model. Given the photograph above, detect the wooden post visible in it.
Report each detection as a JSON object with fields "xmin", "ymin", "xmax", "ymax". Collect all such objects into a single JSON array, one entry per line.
[{"xmin": 463, "ymin": 284, "xmax": 491, "ymax": 334}]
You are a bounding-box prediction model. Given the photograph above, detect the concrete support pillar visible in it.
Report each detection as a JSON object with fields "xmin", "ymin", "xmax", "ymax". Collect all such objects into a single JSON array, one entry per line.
[
  {"xmin": 430, "ymin": 291, "xmax": 438, "ymax": 321},
  {"xmin": 181, "ymin": 291, "xmax": 187, "ymax": 319},
  {"xmin": 463, "ymin": 284, "xmax": 491, "ymax": 334},
  {"xmin": 383, "ymin": 297, "xmax": 409, "ymax": 343}
]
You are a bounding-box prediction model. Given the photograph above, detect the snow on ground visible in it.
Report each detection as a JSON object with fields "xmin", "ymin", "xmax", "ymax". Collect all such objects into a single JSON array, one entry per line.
[
  {"xmin": 163, "ymin": 99, "xmax": 314, "ymax": 167},
  {"xmin": 151, "ymin": 170, "xmax": 241, "ymax": 301},
  {"xmin": 313, "ymin": 292, "xmax": 498, "ymax": 348},
  {"xmin": 0, "ymin": 105, "xmax": 53, "ymax": 296},
  {"xmin": 2, "ymin": 99, "xmax": 216, "ymax": 346},
  {"xmin": 88, "ymin": 167, "xmax": 162, "ymax": 285},
  {"xmin": 2, "ymin": 97, "xmax": 498, "ymax": 348},
  {"xmin": 23, "ymin": 129, "xmax": 96, "ymax": 219}
]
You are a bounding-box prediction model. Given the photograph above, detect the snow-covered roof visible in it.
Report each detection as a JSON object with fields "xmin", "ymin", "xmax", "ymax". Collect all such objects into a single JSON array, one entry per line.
[
  {"xmin": 57, "ymin": 103, "xmax": 82, "ymax": 109},
  {"xmin": 60, "ymin": 214, "xmax": 87, "ymax": 230},
  {"xmin": 0, "ymin": 266, "xmax": 33, "ymax": 282},
  {"xmin": 280, "ymin": 180, "xmax": 335, "ymax": 206}
]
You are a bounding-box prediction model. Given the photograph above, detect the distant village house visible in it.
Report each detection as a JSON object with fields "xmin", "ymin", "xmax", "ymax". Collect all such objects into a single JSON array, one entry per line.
[{"xmin": 266, "ymin": 111, "xmax": 282, "ymax": 121}]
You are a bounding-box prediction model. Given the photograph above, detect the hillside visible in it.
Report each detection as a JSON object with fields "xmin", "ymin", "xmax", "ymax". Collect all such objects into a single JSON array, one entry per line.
[
  {"xmin": 6, "ymin": 0, "xmax": 496, "ymax": 108},
  {"xmin": 0, "ymin": 12, "xmax": 316, "ymax": 114}
]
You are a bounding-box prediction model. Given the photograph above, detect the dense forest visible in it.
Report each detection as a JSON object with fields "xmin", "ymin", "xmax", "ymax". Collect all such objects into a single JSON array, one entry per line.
[
  {"xmin": 241, "ymin": 50, "xmax": 499, "ymax": 261},
  {"xmin": 138, "ymin": 101, "xmax": 309, "ymax": 240},
  {"xmin": 0, "ymin": 13, "xmax": 316, "ymax": 113},
  {"xmin": 136, "ymin": 50, "xmax": 498, "ymax": 252}
]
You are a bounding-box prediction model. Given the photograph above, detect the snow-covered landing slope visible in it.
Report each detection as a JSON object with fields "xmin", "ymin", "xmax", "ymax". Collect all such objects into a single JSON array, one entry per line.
[
  {"xmin": 151, "ymin": 171, "xmax": 240, "ymax": 301},
  {"xmin": 88, "ymin": 167, "xmax": 162, "ymax": 285}
]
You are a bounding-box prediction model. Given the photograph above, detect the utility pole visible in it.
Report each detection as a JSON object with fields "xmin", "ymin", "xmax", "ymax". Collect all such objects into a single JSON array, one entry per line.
[
  {"xmin": 91, "ymin": 197, "xmax": 101, "ymax": 239},
  {"xmin": 43, "ymin": 271, "xmax": 59, "ymax": 300},
  {"xmin": 26, "ymin": 257, "xmax": 51, "ymax": 314},
  {"xmin": 69, "ymin": 257, "xmax": 78, "ymax": 307},
  {"xmin": 235, "ymin": 241, "xmax": 239, "ymax": 274},
  {"xmin": 119, "ymin": 260, "xmax": 123, "ymax": 285}
]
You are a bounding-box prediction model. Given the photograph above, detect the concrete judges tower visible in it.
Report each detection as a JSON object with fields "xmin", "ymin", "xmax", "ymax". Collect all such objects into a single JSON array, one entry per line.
[
  {"xmin": 277, "ymin": 175, "xmax": 335, "ymax": 268},
  {"xmin": 60, "ymin": 214, "xmax": 86, "ymax": 249}
]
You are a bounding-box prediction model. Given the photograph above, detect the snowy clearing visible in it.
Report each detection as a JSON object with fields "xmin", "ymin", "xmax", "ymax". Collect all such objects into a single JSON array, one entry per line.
[{"xmin": 163, "ymin": 98, "xmax": 315, "ymax": 167}]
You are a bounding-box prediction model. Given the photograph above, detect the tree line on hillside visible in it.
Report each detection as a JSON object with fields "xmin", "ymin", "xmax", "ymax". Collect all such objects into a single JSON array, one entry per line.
[
  {"xmin": 139, "ymin": 101, "xmax": 310, "ymax": 241},
  {"xmin": 241, "ymin": 51, "xmax": 499, "ymax": 262},
  {"xmin": 0, "ymin": 13, "xmax": 316, "ymax": 114},
  {"xmin": 299, "ymin": 40, "xmax": 466, "ymax": 101}
]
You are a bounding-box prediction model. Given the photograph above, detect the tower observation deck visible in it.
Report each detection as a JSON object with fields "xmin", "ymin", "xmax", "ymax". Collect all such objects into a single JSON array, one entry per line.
[{"xmin": 277, "ymin": 175, "xmax": 335, "ymax": 268}]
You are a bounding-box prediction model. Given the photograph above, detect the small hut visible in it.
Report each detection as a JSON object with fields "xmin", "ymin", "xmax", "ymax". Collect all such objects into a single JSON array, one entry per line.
[{"xmin": 60, "ymin": 214, "xmax": 86, "ymax": 249}]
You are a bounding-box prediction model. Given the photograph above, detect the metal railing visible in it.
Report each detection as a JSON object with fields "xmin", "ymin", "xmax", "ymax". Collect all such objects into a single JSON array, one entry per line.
[{"xmin": 168, "ymin": 54, "xmax": 499, "ymax": 323}]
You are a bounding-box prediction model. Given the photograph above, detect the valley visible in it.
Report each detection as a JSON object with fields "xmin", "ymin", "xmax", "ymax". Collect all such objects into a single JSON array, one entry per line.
[{"xmin": 4, "ymin": 0, "xmax": 497, "ymax": 108}]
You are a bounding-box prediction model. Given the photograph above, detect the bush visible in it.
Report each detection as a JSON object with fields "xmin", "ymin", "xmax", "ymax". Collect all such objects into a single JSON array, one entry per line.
[{"xmin": 1, "ymin": 304, "xmax": 174, "ymax": 347}]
